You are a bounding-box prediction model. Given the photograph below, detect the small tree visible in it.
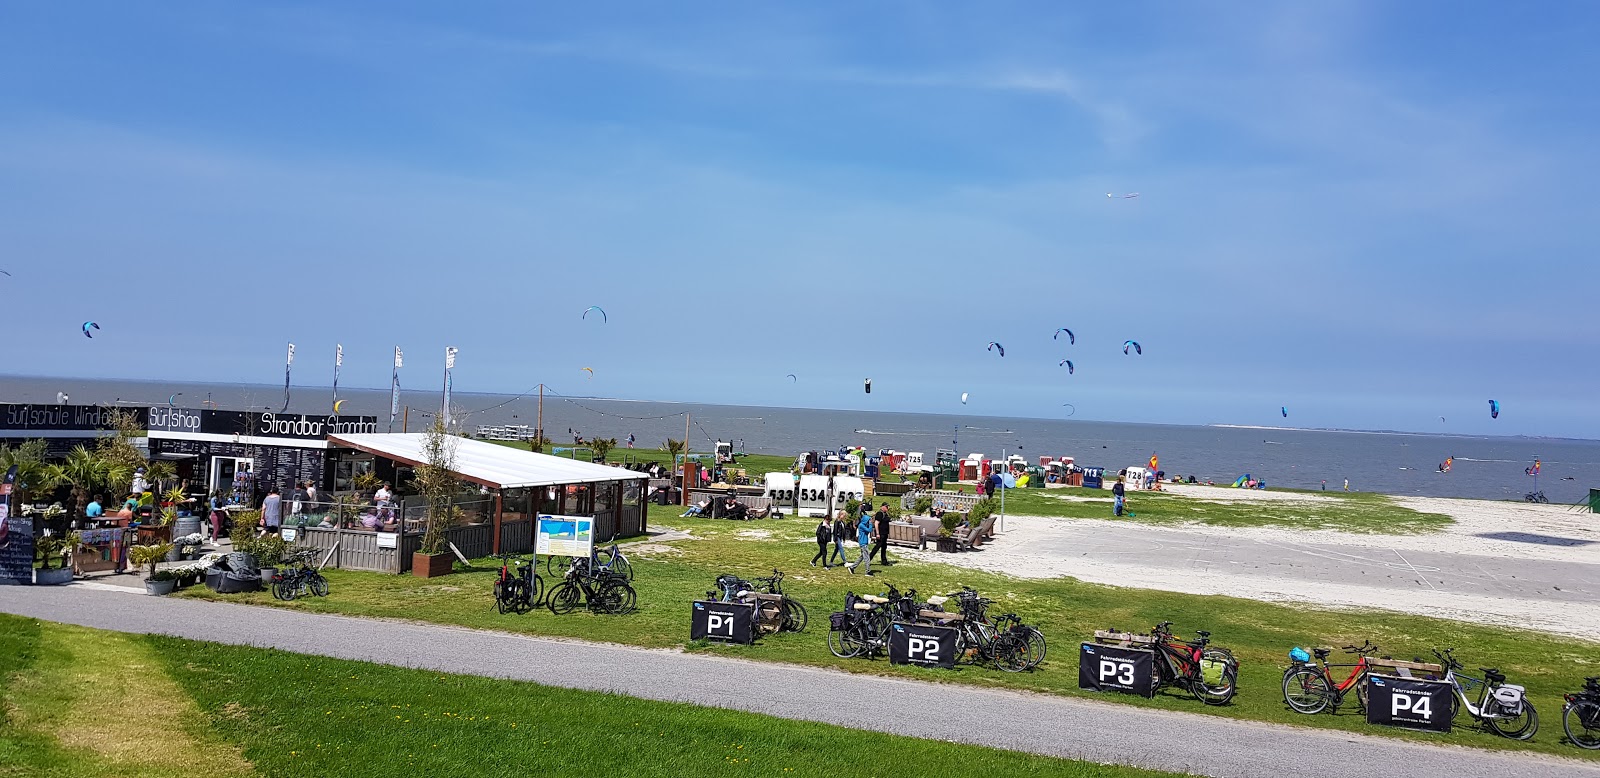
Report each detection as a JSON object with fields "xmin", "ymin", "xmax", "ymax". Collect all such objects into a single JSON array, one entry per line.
[
  {"xmin": 411, "ymin": 418, "xmax": 461, "ymax": 556},
  {"xmin": 45, "ymin": 446, "xmax": 129, "ymax": 523},
  {"xmin": 526, "ymin": 434, "xmax": 551, "ymax": 454},
  {"xmin": 591, "ymin": 437, "xmax": 617, "ymax": 462},
  {"xmin": 0, "ymin": 439, "xmax": 52, "ymax": 505},
  {"xmin": 663, "ymin": 438, "xmax": 685, "ymax": 460}
]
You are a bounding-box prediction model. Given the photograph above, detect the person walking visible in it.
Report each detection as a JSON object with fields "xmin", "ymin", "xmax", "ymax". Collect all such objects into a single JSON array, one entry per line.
[
  {"xmin": 847, "ymin": 508, "xmax": 873, "ymax": 576},
  {"xmin": 811, "ymin": 516, "xmax": 832, "ymax": 568},
  {"xmin": 1343, "ymin": 478, "xmax": 1349, "ymax": 491},
  {"xmin": 829, "ymin": 510, "xmax": 850, "ymax": 565},
  {"xmin": 260, "ymin": 487, "xmax": 283, "ymax": 536},
  {"xmin": 872, "ymin": 502, "xmax": 892, "ymax": 566},
  {"xmin": 208, "ymin": 490, "xmax": 226, "ymax": 541},
  {"xmin": 1112, "ymin": 477, "xmax": 1126, "ymax": 517}
]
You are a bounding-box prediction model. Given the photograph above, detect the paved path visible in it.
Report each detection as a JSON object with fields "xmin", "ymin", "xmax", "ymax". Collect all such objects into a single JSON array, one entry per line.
[{"xmin": 3, "ymin": 586, "xmax": 1596, "ymax": 778}]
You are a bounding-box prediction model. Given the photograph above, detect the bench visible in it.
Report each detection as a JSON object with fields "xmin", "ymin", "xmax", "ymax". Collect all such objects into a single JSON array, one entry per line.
[{"xmin": 887, "ymin": 522, "xmax": 926, "ymax": 549}]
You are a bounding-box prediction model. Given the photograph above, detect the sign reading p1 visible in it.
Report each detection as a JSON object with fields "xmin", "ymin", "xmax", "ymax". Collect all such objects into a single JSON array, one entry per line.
[
  {"xmin": 1078, "ymin": 642, "xmax": 1156, "ymax": 697},
  {"xmin": 1365, "ymin": 675, "xmax": 1452, "ymax": 732},
  {"xmin": 690, "ymin": 600, "xmax": 756, "ymax": 645},
  {"xmin": 888, "ymin": 622, "xmax": 958, "ymax": 668}
]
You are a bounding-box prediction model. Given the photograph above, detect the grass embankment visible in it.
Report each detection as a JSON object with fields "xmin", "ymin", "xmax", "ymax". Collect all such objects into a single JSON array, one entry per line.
[
  {"xmin": 988, "ymin": 486, "xmax": 1453, "ymax": 533},
  {"xmin": 0, "ymin": 615, "xmax": 1174, "ymax": 778},
  {"xmin": 180, "ymin": 518, "xmax": 1596, "ymax": 760}
]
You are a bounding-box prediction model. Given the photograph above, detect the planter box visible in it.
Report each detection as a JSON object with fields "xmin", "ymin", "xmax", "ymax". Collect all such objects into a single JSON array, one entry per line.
[
  {"xmin": 935, "ymin": 537, "xmax": 959, "ymax": 553},
  {"xmin": 136, "ymin": 524, "xmax": 173, "ymax": 545},
  {"xmin": 259, "ymin": 567, "xmax": 278, "ymax": 586},
  {"xmin": 34, "ymin": 567, "xmax": 74, "ymax": 585},
  {"xmin": 145, "ymin": 578, "xmax": 177, "ymax": 596},
  {"xmin": 412, "ymin": 552, "xmax": 454, "ymax": 578}
]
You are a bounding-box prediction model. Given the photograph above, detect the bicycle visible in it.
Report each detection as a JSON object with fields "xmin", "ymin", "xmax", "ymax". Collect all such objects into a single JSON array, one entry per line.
[
  {"xmin": 548, "ymin": 563, "xmax": 636, "ymax": 616},
  {"xmin": 929, "ymin": 587, "xmax": 1044, "ymax": 671},
  {"xmin": 1563, "ymin": 676, "xmax": 1600, "ymax": 749},
  {"xmin": 1525, "ymin": 491, "xmax": 1549, "ymax": 503},
  {"xmin": 1281, "ymin": 641, "xmax": 1379, "ymax": 714},
  {"xmin": 993, "ymin": 612, "xmax": 1048, "ymax": 670},
  {"xmin": 546, "ymin": 542, "xmax": 634, "ymax": 581},
  {"xmin": 828, "ymin": 591, "xmax": 894, "ymax": 659},
  {"xmin": 271, "ymin": 550, "xmax": 328, "ymax": 601},
  {"xmin": 751, "ymin": 569, "xmax": 808, "ymax": 633},
  {"xmin": 1433, "ymin": 648, "xmax": 1538, "ymax": 739},
  {"xmin": 942, "ymin": 589, "xmax": 1029, "ymax": 672},
  {"xmin": 491, "ymin": 553, "xmax": 544, "ymax": 614},
  {"xmin": 1150, "ymin": 621, "xmax": 1237, "ymax": 705}
]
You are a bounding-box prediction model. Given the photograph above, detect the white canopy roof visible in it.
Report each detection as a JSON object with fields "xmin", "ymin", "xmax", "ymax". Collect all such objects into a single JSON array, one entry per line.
[{"xmin": 329, "ymin": 433, "xmax": 648, "ymax": 489}]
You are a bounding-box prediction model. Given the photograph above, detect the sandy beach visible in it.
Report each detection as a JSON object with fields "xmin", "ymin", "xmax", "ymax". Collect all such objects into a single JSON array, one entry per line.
[{"xmin": 901, "ymin": 486, "xmax": 1600, "ymax": 641}]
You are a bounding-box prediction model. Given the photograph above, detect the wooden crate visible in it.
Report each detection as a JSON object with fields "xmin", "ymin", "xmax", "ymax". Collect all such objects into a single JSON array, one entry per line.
[{"xmin": 1094, "ymin": 629, "xmax": 1157, "ymax": 648}]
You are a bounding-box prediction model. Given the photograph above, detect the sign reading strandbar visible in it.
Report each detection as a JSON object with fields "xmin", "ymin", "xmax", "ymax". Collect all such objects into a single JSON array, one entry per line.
[{"xmin": 536, "ymin": 514, "xmax": 594, "ymax": 558}]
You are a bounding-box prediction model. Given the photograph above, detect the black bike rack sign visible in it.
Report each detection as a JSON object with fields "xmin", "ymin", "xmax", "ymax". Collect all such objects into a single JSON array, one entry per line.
[
  {"xmin": 690, "ymin": 600, "xmax": 756, "ymax": 645},
  {"xmin": 888, "ymin": 622, "xmax": 958, "ymax": 668},
  {"xmin": 1365, "ymin": 674, "xmax": 1452, "ymax": 732},
  {"xmin": 1078, "ymin": 642, "xmax": 1156, "ymax": 698}
]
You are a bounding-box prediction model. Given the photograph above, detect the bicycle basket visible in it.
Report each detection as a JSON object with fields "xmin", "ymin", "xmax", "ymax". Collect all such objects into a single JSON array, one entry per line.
[
  {"xmin": 1289, "ymin": 647, "xmax": 1311, "ymax": 663},
  {"xmin": 829, "ymin": 611, "xmax": 853, "ymax": 631}
]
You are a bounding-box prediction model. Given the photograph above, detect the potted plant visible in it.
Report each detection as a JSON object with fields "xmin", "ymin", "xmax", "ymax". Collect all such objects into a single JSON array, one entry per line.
[
  {"xmin": 173, "ymin": 532, "xmax": 204, "ymax": 560},
  {"xmin": 936, "ymin": 513, "xmax": 961, "ymax": 553},
  {"xmin": 250, "ymin": 534, "xmax": 289, "ymax": 586},
  {"xmin": 410, "ymin": 418, "xmax": 462, "ymax": 578},
  {"xmin": 33, "ymin": 531, "xmax": 80, "ymax": 585},
  {"xmin": 128, "ymin": 542, "xmax": 175, "ymax": 595},
  {"xmin": 146, "ymin": 568, "xmax": 178, "ymax": 596}
]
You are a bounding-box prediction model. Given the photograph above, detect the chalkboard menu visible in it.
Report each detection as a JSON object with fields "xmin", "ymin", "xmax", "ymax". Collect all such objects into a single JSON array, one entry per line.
[
  {"xmin": 0, "ymin": 516, "xmax": 33, "ymax": 586},
  {"xmin": 254, "ymin": 446, "xmax": 325, "ymax": 496}
]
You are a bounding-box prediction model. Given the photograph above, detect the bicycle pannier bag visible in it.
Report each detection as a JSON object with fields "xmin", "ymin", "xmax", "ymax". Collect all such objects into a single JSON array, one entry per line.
[
  {"xmin": 1492, "ymin": 684, "xmax": 1525, "ymax": 714},
  {"xmin": 829, "ymin": 611, "xmax": 851, "ymax": 631}
]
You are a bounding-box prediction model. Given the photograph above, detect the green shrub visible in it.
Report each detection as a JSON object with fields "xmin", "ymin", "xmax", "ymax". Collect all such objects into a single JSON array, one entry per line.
[
  {"xmin": 939, "ymin": 512, "xmax": 961, "ymax": 538},
  {"xmin": 913, "ymin": 496, "xmax": 933, "ymax": 515},
  {"xmin": 968, "ymin": 498, "xmax": 996, "ymax": 526}
]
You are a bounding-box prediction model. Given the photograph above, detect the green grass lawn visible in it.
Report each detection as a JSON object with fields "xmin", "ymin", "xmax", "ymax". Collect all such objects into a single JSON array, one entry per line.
[
  {"xmin": 179, "ymin": 517, "xmax": 1597, "ymax": 760},
  {"xmin": 0, "ymin": 614, "xmax": 1177, "ymax": 778},
  {"xmin": 978, "ymin": 486, "xmax": 1453, "ymax": 534}
]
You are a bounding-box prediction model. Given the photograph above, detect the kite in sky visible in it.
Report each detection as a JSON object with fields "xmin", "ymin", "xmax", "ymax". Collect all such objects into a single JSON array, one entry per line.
[
  {"xmin": 987, "ymin": 342, "xmax": 1005, "ymax": 357},
  {"xmin": 1123, "ymin": 340, "xmax": 1141, "ymax": 355},
  {"xmin": 1053, "ymin": 328, "xmax": 1074, "ymax": 345},
  {"xmin": 1058, "ymin": 359, "xmax": 1074, "ymax": 374},
  {"xmin": 581, "ymin": 367, "xmax": 594, "ymax": 379},
  {"xmin": 961, "ymin": 392, "xmax": 969, "ymax": 405},
  {"xmin": 581, "ymin": 306, "xmax": 607, "ymax": 323},
  {"xmin": 864, "ymin": 378, "xmax": 872, "ymax": 394},
  {"xmin": 82, "ymin": 321, "xmax": 99, "ymax": 338},
  {"xmin": 1488, "ymin": 399, "xmax": 1500, "ymax": 419},
  {"xmin": 786, "ymin": 374, "xmax": 797, "ymax": 382},
  {"xmin": 1281, "ymin": 406, "xmax": 1288, "ymax": 418}
]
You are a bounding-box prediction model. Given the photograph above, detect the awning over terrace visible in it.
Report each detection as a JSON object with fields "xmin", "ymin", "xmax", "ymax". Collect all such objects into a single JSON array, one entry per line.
[{"xmin": 327, "ymin": 433, "xmax": 647, "ymax": 490}]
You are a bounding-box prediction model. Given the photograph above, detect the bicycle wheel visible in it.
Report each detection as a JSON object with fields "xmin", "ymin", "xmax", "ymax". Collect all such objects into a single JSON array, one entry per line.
[
  {"xmin": 952, "ymin": 627, "xmax": 978, "ymax": 665},
  {"xmin": 548, "ymin": 581, "xmax": 582, "ymax": 614},
  {"xmin": 545, "ymin": 556, "xmax": 568, "ymax": 577},
  {"xmin": 1564, "ymin": 700, "xmax": 1600, "ymax": 750},
  {"xmin": 503, "ymin": 580, "xmax": 529, "ymax": 615},
  {"xmin": 523, "ymin": 573, "xmax": 545, "ymax": 610},
  {"xmin": 1017, "ymin": 627, "xmax": 1046, "ymax": 669},
  {"xmin": 592, "ymin": 580, "xmax": 627, "ymax": 614},
  {"xmin": 271, "ymin": 579, "xmax": 292, "ymax": 601},
  {"xmin": 613, "ymin": 582, "xmax": 638, "ymax": 615},
  {"xmin": 493, "ymin": 579, "xmax": 508, "ymax": 613},
  {"xmin": 1487, "ymin": 699, "xmax": 1539, "ymax": 740},
  {"xmin": 1282, "ymin": 667, "xmax": 1333, "ymax": 714},
  {"xmin": 309, "ymin": 574, "xmax": 328, "ymax": 597},
  {"xmin": 828, "ymin": 623, "xmax": 863, "ymax": 658},
  {"xmin": 780, "ymin": 596, "xmax": 808, "ymax": 633},
  {"xmin": 609, "ymin": 554, "xmax": 634, "ymax": 582},
  {"xmin": 1193, "ymin": 649, "xmax": 1238, "ymax": 706},
  {"xmin": 991, "ymin": 633, "xmax": 1030, "ymax": 673}
]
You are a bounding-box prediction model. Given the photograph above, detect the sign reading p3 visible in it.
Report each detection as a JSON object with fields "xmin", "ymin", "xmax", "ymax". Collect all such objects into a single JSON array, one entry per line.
[{"xmin": 1077, "ymin": 643, "xmax": 1156, "ymax": 698}]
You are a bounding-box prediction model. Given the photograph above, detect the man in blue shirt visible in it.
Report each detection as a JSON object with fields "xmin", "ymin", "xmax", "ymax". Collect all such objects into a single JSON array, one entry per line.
[{"xmin": 84, "ymin": 495, "xmax": 104, "ymax": 519}]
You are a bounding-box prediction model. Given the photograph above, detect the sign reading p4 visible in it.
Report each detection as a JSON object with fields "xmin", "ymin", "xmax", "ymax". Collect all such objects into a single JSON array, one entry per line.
[
  {"xmin": 889, "ymin": 622, "xmax": 958, "ymax": 668},
  {"xmin": 690, "ymin": 600, "xmax": 756, "ymax": 645},
  {"xmin": 1365, "ymin": 675, "xmax": 1452, "ymax": 733},
  {"xmin": 1078, "ymin": 643, "xmax": 1156, "ymax": 698}
]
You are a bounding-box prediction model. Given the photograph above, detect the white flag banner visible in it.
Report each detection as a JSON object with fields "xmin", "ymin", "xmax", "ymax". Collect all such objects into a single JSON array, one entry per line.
[
  {"xmin": 394, "ymin": 347, "xmax": 403, "ymax": 368},
  {"xmin": 445, "ymin": 347, "xmax": 457, "ymax": 369},
  {"xmin": 336, "ymin": 344, "xmax": 344, "ymax": 367},
  {"xmin": 286, "ymin": 343, "xmax": 296, "ymax": 365}
]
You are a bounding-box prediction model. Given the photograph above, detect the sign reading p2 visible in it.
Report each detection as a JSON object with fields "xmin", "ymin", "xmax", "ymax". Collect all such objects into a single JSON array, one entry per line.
[
  {"xmin": 690, "ymin": 600, "xmax": 756, "ymax": 645},
  {"xmin": 1077, "ymin": 643, "xmax": 1156, "ymax": 697},
  {"xmin": 889, "ymin": 622, "xmax": 958, "ymax": 668},
  {"xmin": 1365, "ymin": 675, "xmax": 1452, "ymax": 732}
]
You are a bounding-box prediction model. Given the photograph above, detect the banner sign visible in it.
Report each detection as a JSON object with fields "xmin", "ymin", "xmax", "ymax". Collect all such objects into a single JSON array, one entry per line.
[
  {"xmin": 690, "ymin": 600, "xmax": 755, "ymax": 644},
  {"xmin": 888, "ymin": 622, "xmax": 959, "ymax": 668},
  {"xmin": 535, "ymin": 514, "xmax": 593, "ymax": 558},
  {"xmin": 0, "ymin": 466, "xmax": 29, "ymax": 585},
  {"xmin": 0, "ymin": 404, "xmax": 147, "ymax": 432},
  {"xmin": 1366, "ymin": 675, "xmax": 1453, "ymax": 732},
  {"xmin": 1078, "ymin": 642, "xmax": 1157, "ymax": 697}
]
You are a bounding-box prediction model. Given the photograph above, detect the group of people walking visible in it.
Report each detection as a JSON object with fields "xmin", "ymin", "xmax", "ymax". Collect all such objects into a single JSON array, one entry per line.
[{"xmin": 811, "ymin": 501, "xmax": 892, "ymax": 575}]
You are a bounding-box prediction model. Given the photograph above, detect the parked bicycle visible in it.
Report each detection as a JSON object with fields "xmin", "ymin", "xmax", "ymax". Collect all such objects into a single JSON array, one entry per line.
[
  {"xmin": 1525, "ymin": 491, "xmax": 1549, "ymax": 503},
  {"xmin": 827, "ymin": 591, "xmax": 896, "ymax": 659},
  {"xmin": 546, "ymin": 542, "xmax": 634, "ymax": 581},
  {"xmin": 1282, "ymin": 641, "xmax": 1380, "ymax": 714},
  {"xmin": 491, "ymin": 553, "xmax": 544, "ymax": 614},
  {"xmin": 1432, "ymin": 648, "xmax": 1537, "ymax": 739},
  {"xmin": 1563, "ymin": 676, "xmax": 1600, "ymax": 749},
  {"xmin": 271, "ymin": 550, "xmax": 328, "ymax": 601},
  {"xmin": 1150, "ymin": 621, "xmax": 1237, "ymax": 705},
  {"xmin": 549, "ymin": 561, "xmax": 636, "ymax": 615},
  {"xmin": 923, "ymin": 587, "xmax": 1046, "ymax": 670},
  {"xmin": 943, "ymin": 589, "xmax": 1029, "ymax": 672},
  {"xmin": 751, "ymin": 569, "xmax": 807, "ymax": 633}
]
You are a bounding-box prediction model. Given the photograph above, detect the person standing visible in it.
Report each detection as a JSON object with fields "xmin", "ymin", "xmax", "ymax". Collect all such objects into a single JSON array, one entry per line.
[
  {"xmin": 829, "ymin": 511, "xmax": 850, "ymax": 565},
  {"xmin": 1321, "ymin": 480, "xmax": 1326, "ymax": 491},
  {"xmin": 1343, "ymin": 478, "xmax": 1349, "ymax": 491},
  {"xmin": 811, "ymin": 516, "xmax": 832, "ymax": 568},
  {"xmin": 872, "ymin": 502, "xmax": 892, "ymax": 566},
  {"xmin": 304, "ymin": 481, "xmax": 321, "ymax": 515},
  {"xmin": 848, "ymin": 508, "xmax": 873, "ymax": 576},
  {"xmin": 260, "ymin": 487, "xmax": 283, "ymax": 535},
  {"xmin": 209, "ymin": 490, "xmax": 226, "ymax": 540},
  {"xmin": 1112, "ymin": 477, "xmax": 1126, "ymax": 517}
]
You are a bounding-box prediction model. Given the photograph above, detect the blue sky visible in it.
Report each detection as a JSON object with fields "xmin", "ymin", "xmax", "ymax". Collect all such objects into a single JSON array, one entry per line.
[{"xmin": 2, "ymin": 1, "xmax": 1597, "ymax": 436}]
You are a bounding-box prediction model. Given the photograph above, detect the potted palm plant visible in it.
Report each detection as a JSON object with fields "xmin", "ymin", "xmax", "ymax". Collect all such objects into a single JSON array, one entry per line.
[
  {"xmin": 128, "ymin": 542, "xmax": 175, "ymax": 595},
  {"xmin": 33, "ymin": 531, "xmax": 79, "ymax": 585},
  {"xmin": 411, "ymin": 418, "xmax": 461, "ymax": 578}
]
